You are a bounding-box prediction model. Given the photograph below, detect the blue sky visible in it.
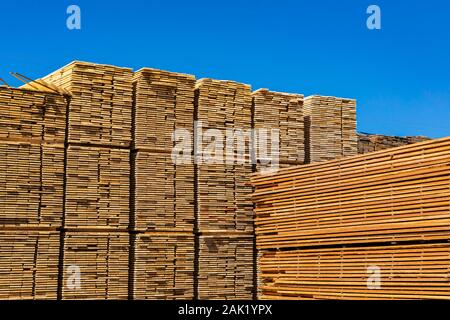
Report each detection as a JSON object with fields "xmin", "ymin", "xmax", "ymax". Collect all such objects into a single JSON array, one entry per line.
[{"xmin": 1, "ymin": 0, "xmax": 449, "ymax": 138}]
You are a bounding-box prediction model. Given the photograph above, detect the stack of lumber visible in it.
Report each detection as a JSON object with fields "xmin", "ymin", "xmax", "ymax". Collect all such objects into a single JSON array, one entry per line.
[
  {"xmin": 131, "ymin": 68, "xmax": 196, "ymax": 299},
  {"xmin": 358, "ymin": 132, "xmax": 431, "ymax": 154},
  {"xmin": 0, "ymin": 230, "xmax": 59, "ymax": 300},
  {"xmin": 134, "ymin": 151, "xmax": 194, "ymax": 232},
  {"xmin": 133, "ymin": 233, "xmax": 194, "ymax": 299},
  {"xmin": 0, "ymin": 87, "xmax": 67, "ymax": 144},
  {"xmin": 0, "ymin": 86, "xmax": 66, "ymax": 299},
  {"xmin": 197, "ymin": 163, "xmax": 254, "ymax": 233},
  {"xmin": 133, "ymin": 68, "xmax": 195, "ymax": 151},
  {"xmin": 195, "ymin": 79, "xmax": 254, "ymax": 299},
  {"xmin": 0, "ymin": 142, "xmax": 64, "ymax": 228},
  {"xmin": 198, "ymin": 234, "xmax": 254, "ymax": 299},
  {"xmin": 252, "ymin": 89, "xmax": 304, "ymax": 165},
  {"xmin": 251, "ymin": 136, "xmax": 450, "ymax": 299},
  {"xmin": 39, "ymin": 61, "xmax": 134, "ymax": 299},
  {"xmin": 304, "ymin": 95, "xmax": 357, "ymax": 163},
  {"xmin": 195, "ymin": 78, "xmax": 252, "ymax": 133},
  {"xmin": 259, "ymin": 243, "xmax": 450, "ymax": 300},
  {"xmin": 62, "ymin": 232, "xmax": 129, "ymax": 299},
  {"xmin": 133, "ymin": 68, "xmax": 195, "ymax": 232},
  {"xmin": 195, "ymin": 79, "xmax": 253, "ymax": 232},
  {"xmin": 41, "ymin": 61, "xmax": 133, "ymax": 147},
  {"xmin": 65, "ymin": 145, "xmax": 130, "ymax": 229}
]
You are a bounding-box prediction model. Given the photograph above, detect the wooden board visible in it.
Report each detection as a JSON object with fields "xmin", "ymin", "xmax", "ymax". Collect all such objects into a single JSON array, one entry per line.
[
  {"xmin": 198, "ymin": 234, "xmax": 254, "ymax": 300},
  {"xmin": 252, "ymin": 89, "xmax": 304, "ymax": 164},
  {"xmin": 0, "ymin": 141, "xmax": 64, "ymax": 228},
  {"xmin": 134, "ymin": 151, "xmax": 194, "ymax": 232},
  {"xmin": 0, "ymin": 230, "xmax": 59, "ymax": 300},
  {"xmin": 304, "ymin": 95, "xmax": 357, "ymax": 163},
  {"xmin": 66, "ymin": 145, "xmax": 130, "ymax": 229},
  {"xmin": 133, "ymin": 68, "xmax": 195, "ymax": 151},
  {"xmin": 0, "ymin": 87, "xmax": 67, "ymax": 144},
  {"xmin": 41, "ymin": 61, "xmax": 133, "ymax": 147},
  {"xmin": 133, "ymin": 232, "xmax": 194, "ymax": 299},
  {"xmin": 62, "ymin": 231, "xmax": 129, "ymax": 300},
  {"xmin": 251, "ymin": 137, "xmax": 450, "ymax": 249},
  {"xmin": 258, "ymin": 243, "xmax": 450, "ymax": 300}
]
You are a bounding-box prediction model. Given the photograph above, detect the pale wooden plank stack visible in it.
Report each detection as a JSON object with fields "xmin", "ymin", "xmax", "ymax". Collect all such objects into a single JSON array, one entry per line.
[
  {"xmin": 252, "ymin": 89, "xmax": 304, "ymax": 165},
  {"xmin": 0, "ymin": 142, "xmax": 64, "ymax": 228},
  {"xmin": 65, "ymin": 145, "xmax": 130, "ymax": 230},
  {"xmin": 41, "ymin": 61, "xmax": 133, "ymax": 147},
  {"xmin": 0, "ymin": 86, "xmax": 66, "ymax": 299},
  {"xmin": 251, "ymin": 137, "xmax": 450, "ymax": 299},
  {"xmin": 0, "ymin": 230, "xmax": 59, "ymax": 300},
  {"xmin": 134, "ymin": 151, "xmax": 194, "ymax": 232},
  {"xmin": 198, "ymin": 234, "xmax": 254, "ymax": 300},
  {"xmin": 131, "ymin": 68, "xmax": 196, "ymax": 299},
  {"xmin": 0, "ymin": 87, "xmax": 67, "ymax": 144},
  {"xmin": 304, "ymin": 95, "xmax": 357, "ymax": 163},
  {"xmin": 62, "ymin": 231, "xmax": 129, "ymax": 299},
  {"xmin": 358, "ymin": 132, "xmax": 431, "ymax": 154},
  {"xmin": 133, "ymin": 68, "xmax": 195, "ymax": 232},
  {"xmin": 38, "ymin": 62, "xmax": 134, "ymax": 299},
  {"xmin": 133, "ymin": 68, "xmax": 195, "ymax": 151},
  {"xmin": 195, "ymin": 79, "xmax": 254, "ymax": 299},
  {"xmin": 133, "ymin": 232, "xmax": 194, "ymax": 299}
]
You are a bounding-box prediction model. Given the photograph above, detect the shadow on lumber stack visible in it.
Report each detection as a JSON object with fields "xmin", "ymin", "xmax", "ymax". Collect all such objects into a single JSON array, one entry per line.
[
  {"xmin": 251, "ymin": 137, "xmax": 450, "ymax": 300},
  {"xmin": 0, "ymin": 86, "xmax": 67, "ymax": 299}
]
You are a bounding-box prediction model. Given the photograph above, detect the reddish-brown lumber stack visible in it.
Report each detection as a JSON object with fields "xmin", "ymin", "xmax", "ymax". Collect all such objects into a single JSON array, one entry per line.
[{"xmin": 252, "ymin": 137, "xmax": 450, "ymax": 299}]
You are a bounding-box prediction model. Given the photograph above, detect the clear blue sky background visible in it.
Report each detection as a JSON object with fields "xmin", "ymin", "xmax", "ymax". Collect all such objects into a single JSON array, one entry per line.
[{"xmin": 1, "ymin": 0, "xmax": 449, "ymax": 138}]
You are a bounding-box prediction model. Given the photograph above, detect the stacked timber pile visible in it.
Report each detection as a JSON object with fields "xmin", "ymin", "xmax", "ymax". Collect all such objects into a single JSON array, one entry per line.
[
  {"xmin": 39, "ymin": 61, "xmax": 134, "ymax": 299},
  {"xmin": 62, "ymin": 232, "xmax": 129, "ymax": 299},
  {"xmin": 259, "ymin": 243, "xmax": 450, "ymax": 299},
  {"xmin": 0, "ymin": 230, "xmax": 60, "ymax": 299},
  {"xmin": 304, "ymin": 95, "xmax": 357, "ymax": 163},
  {"xmin": 252, "ymin": 89, "xmax": 304, "ymax": 167},
  {"xmin": 358, "ymin": 132, "xmax": 431, "ymax": 154},
  {"xmin": 0, "ymin": 87, "xmax": 66, "ymax": 299},
  {"xmin": 195, "ymin": 79, "xmax": 254, "ymax": 299},
  {"xmin": 0, "ymin": 87, "xmax": 66, "ymax": 144},
  {"xmin": 198, "ymin": 234, "xmax": 254, "ymax": 299},
  {"xmin": 133, "ymin": 233, "xmax": 194, "ymax": 299},
  {"xmin": 251, "ymin": 137, "xmax": 450, "ymax": 299},
  {"xmin": 65, "ymin": 146, "xmax": 130, "ymax": 229},
  {"xmin": 133, "ymin": 68, "xmax": 195, "ymax": 151},
  {"xmin": 131, "ymin": 68, "xmax": 196, "ymax": 299},
  {"xmin": 41, "ymin": 61, "xmax": 133, "ymax": 147}
]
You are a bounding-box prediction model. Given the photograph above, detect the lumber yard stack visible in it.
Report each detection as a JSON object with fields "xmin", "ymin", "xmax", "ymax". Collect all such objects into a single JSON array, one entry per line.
[
  {"xmin": 304, "ymin": 95, "xmax": 357, "ymax": 163},
  {"xmin": 0, "ymin": 86, "xmax": 67, "ymax": 299},
  {"xmin": 358, "ymin": 132, "xmax": 431, "ymax": 154},
  {"xmin": 42, "ymin": 61, "xmax": 133, "ymax": 299},
  {"xmin": 0, "ymin": 60, "xmax": 361, "ymax": 300},
  {"xmin": 41, "ymin": 61, "xmax": 133, "ymax": 147},
  {"xmin": 132, "ymin": 68, "xmax": 196, "ymax": 299},
  {"xmin": 251, "ymin": 137, "xmax": 450, "ymax": 299},
  {"xmin": 252, "ymin": 89, "xmax": 305, "ymax": 169},
  {"xmin": 195, "ymin": 79, "xmax": 254, "ymax": 299}
]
